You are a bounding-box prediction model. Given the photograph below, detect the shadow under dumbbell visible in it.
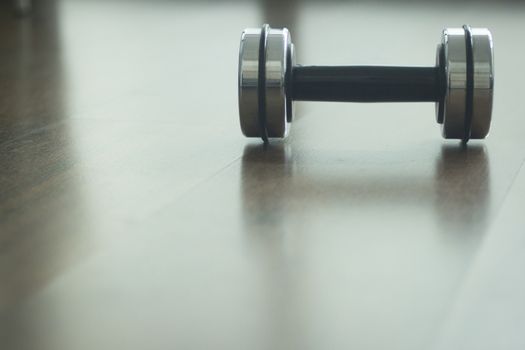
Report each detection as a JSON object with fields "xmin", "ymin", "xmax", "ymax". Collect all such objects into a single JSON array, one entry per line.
[
  {"xmin": 238, "ymin": 141, "xmax": 490, "ymax": 348},
  {"xmin": 433, "ymin": 143, "xmax": 491, "ymax": 236},
  {"xmin": 240, "ymin": 142, "xmax": 490, "ymax": 237}
]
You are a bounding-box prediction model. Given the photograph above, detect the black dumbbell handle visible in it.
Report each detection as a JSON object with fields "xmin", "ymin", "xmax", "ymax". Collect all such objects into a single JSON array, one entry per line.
[{"xmin": 291, "ymin": 65, "xmax": 446, "ymax": 103}]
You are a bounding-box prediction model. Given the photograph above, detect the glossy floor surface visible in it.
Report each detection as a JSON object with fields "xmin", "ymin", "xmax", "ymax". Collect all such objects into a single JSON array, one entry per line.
[{"xmin": 1, "ymin": 1, "xmax": 524, "ymax": 349}]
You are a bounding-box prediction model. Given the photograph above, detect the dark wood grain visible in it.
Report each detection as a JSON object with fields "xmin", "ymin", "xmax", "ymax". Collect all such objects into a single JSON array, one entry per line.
[{"xmin": 1, "ymin": 1, "xmax": 524, "ymax": 349}]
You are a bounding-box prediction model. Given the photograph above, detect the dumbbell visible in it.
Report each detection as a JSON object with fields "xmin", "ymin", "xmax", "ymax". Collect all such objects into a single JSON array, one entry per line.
[{"xmin": 238, "ymin": 24, "xmax": 494, "ymax": 143}]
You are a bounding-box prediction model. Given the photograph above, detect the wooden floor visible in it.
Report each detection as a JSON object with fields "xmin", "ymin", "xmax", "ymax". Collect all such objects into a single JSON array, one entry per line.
[{"xmin": 1, "ymin": 1, "xmax": 524, "ymax": 349}]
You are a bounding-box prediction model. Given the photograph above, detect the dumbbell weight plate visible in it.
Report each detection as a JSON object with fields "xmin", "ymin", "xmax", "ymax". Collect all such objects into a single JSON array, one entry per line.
[
  {"xmin": 440, "ymin": 27, "xmax": 494, "ymax": 140},
  {"xmin": 238, "ymin": 28, "xmax": 261, "ymax": 137},
  {"xmin": 238, "ymin": 26, "xmax": 292, "ymax": 139}
]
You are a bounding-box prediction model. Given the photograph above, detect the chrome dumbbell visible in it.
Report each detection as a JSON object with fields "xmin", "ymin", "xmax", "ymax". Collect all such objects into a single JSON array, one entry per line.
[{"xmin": 238, "ymin": 24, "xmax": 494, "ymax": 143}]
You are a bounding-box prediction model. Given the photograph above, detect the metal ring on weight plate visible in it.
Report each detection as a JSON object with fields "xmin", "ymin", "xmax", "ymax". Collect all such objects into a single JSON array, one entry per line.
[
  {"xmin": 441, "ymin": 27, "xmax": 468, "ymax": 140},
  {"xmin": 286, "ymin": 42, "xmax": 296, "ymax": 123},
  {"xmin": 470, "ymin": 28, "xmax": 494, "ymax": 139}
]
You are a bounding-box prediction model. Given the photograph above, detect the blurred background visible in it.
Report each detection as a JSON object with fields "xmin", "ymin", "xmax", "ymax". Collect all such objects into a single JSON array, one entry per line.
[{"xmin": 1, "ymin": 1, "xmax": 524, "ymax": 350}]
